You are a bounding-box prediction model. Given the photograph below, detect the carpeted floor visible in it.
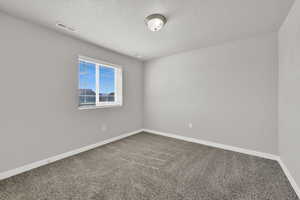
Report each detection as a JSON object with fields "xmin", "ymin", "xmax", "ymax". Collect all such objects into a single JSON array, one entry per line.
[{"xmin": 0, "ymin": 132, "xmax": 298, "ymax": 200}]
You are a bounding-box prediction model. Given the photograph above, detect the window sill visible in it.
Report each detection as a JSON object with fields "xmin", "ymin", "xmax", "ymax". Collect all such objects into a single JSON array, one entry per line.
[{"xmin": 78, "ymin": 104, "xmax": 122, "ymax": 110}]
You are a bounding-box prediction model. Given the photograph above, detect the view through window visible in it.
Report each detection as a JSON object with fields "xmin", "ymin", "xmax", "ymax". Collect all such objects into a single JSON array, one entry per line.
[{"xmin": 78, "ymin": 56, "xmax": 122, "ymax": 108}]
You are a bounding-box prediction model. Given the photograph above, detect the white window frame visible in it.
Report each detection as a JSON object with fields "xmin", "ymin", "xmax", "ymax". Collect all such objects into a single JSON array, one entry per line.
[{"xmin": 78, "ymin": 55, "xmax": 123, "ymax": 110}]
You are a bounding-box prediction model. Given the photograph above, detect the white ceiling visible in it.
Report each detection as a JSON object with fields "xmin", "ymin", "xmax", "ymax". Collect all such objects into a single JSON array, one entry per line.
[{"xmin": 0, "ymin": 0, "xmax": 294, "ymax": 60}]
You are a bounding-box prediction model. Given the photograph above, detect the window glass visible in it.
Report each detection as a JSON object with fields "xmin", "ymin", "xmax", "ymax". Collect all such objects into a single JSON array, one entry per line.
[
  {"xmin": 99, "ymin": 66, "xmax": 115, "ymax": 102},
  {"xmin": 79, "ymin": 61, "xmax": 96, "ymax": 106},
  {"xmin": 78, "ymin": 57, "xmax": 122, "ymax": 109}
]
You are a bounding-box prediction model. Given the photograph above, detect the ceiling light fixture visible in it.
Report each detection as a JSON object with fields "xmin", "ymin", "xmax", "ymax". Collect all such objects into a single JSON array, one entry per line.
[{"xmin": 145, "ymin": 14, "xmax": 167, "ymax": 32}]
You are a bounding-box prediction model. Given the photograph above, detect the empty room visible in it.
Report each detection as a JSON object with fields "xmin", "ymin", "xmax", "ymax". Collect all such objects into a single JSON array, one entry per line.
[{"xmin": 0, "ymin": 0, "xmax": 299, "ymax": 199}]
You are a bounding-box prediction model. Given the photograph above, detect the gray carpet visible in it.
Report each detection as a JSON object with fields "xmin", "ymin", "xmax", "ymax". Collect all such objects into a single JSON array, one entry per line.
[{"xmin": 0, "ymin": 132, "xmax": 298, "ymax": 200}]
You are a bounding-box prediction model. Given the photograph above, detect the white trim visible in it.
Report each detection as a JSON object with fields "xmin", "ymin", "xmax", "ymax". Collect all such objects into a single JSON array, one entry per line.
[
  {"xmin": 78, "ymin": 56, "xmax": 123, "ymax": 109},
  {"xmin": 78, "ymin": 104, "xmax": 122, "ymax": 110},
  {"xmin": 277, "ymin": 158, "xmax": 300, "ymax": 198},
  {"xmin": 116, "ymin": 67, "xmax": 123, "ymax": 106},
  {"xmin": 78, "ymin": 55, "xmax": 122, "ymax": 69},
  {"xmin": 95, "ymin": 64, "xmax": 100, "ymax": 105},
  {"xmin": 0, "ymin": 129, "xmax": 143, "ymax": 181},
  {"xmin": 1, "ymin": 128, "xmax": 299, "ymax": 198},
  {"xmin": 114, "ymin": 68, "xmax": 118, "ymax": 103},
  {"xmin": 143, "ymin": 129, "xmax": 300, "ymax": 198},
  {"xmin": 143, "ymin": 129, "xmax": 279, "ymax": 160}
]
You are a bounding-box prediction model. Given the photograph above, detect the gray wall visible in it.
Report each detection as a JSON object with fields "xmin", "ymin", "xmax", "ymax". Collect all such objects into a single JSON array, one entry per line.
[
  {"xmin": 144, "ymin": 33, "xmax": 278, "ymax": 155},
  {"xmin": 278, "ymin": 0, "xmax": 300, "ymax": 187},
  {"xmin": 0, "ymin": 12, "xmax": 143, "ymax": 173}
]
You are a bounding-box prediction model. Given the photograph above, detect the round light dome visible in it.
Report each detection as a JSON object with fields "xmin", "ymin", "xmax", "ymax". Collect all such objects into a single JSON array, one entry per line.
[{"xmin": 145, "ymin": 14, "xmax": 167, "ymax": 32}]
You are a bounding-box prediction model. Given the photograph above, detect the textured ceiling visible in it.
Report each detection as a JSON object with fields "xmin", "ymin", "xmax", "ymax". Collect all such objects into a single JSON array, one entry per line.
[{"xmin": 0, "ymin": 0, "xmax": 295, "ymax": 60}]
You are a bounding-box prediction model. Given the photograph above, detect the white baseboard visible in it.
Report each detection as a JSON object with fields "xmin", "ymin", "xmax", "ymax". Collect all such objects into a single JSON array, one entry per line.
[
  {"xmin": 143, "ymin": 129, "xmax": 279, "ymax": 160},
  {"xmin": 0, "ymin": 129, "xmax": 143, "ymax": 181},
  {"xmin": 1, "ymin": 128, "xmax": 299, "ymax": 198},
  {"xmin": 277, "ymin": 159, "xmax": 300, "ymax": 198},
  {"xmin": 143, "ymin": 129, "xmax": 300, "ymax": 198}
]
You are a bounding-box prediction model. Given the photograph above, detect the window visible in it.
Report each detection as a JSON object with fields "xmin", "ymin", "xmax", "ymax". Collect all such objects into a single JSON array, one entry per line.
[{"xmin": 78, "ymin": 56, "xmax": 122, "ymax": 109}]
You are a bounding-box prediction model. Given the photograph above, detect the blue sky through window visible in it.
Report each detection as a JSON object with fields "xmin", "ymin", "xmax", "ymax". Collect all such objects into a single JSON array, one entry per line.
[
  {"xmin": 79, "ymin": 61, "xmax": 115, "ymax": 94},
  {"xmin": 79, "ymin": 61, "xmax": 96, "ymax": 92},
  {"xmin": 79, "ymin": 59, "xmax": 120, "ymax": 106},
  {"xmin": 100, "ymin": 66, "xmax": 115, "ymax": 94}
]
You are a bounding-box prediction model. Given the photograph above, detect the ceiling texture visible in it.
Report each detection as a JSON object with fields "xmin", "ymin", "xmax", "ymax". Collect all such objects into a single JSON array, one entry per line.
[{"xmin": 0, "ymin": 0, "xmax": 295, "ymax": 60}]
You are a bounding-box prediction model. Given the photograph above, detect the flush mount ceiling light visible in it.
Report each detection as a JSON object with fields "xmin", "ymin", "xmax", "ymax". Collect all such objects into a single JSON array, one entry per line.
[{"xmin": 145, "ymin": 14, "xmax": 167, "ymax": 32}]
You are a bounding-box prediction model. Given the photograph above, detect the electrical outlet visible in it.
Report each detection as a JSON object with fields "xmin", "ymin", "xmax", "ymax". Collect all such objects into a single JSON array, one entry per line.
[{"xmin": 188, "ymin": 123, "xmax": 193, "ymax": 128}]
